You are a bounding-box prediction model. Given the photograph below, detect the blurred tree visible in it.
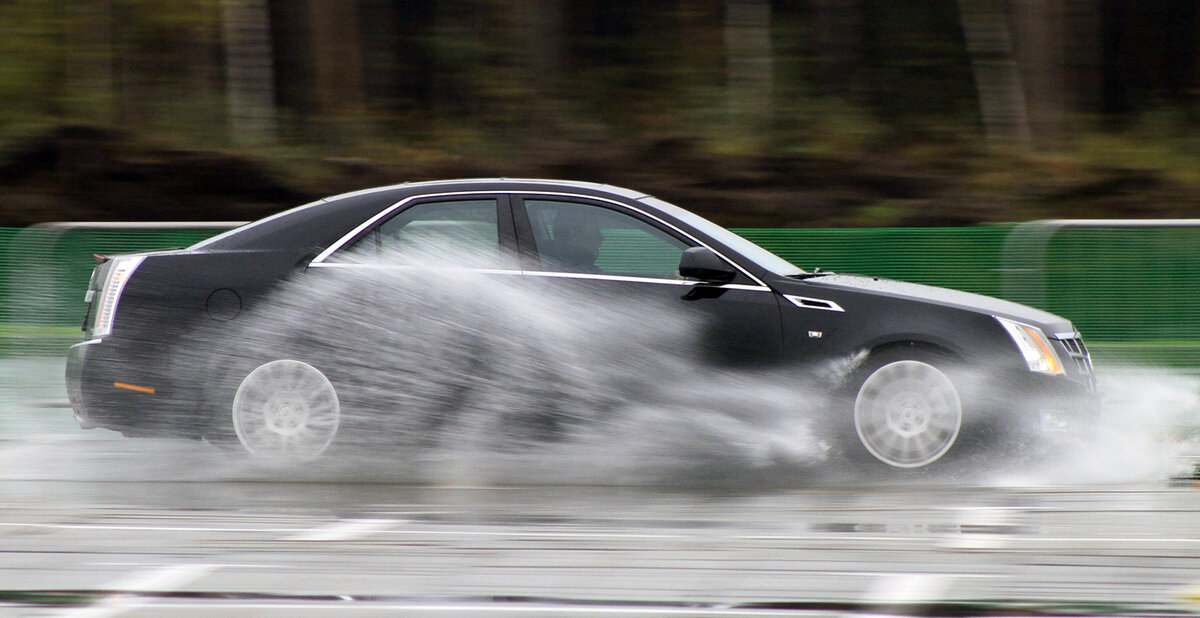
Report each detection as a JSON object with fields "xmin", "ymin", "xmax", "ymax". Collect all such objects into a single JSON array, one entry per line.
[
  {"xmin": 5, "ymin": 0, "xmax": 1200, "ymax": 157},
  {"xmin": 220, "ymin": 0, "xmax": 277, "ymax": 145},
  {"xmin": 961, "ymin": 0, "xmax": 1102, "ymax": 147},
  {"xmin": 1061, "ymin": 0, "xmax": 1102, "ymax": 116},
  {"xmin": 812, "ymin": 0, "xmax": 864, "ymax": 102},
  {"xmin": 959, "ymin": 0, "xmax": 1032, "ymax": 146},
  {"xmin": 1009, "ymin": 0, "xmax": 1072, "ymax": 147},
  {"xmin": 64, "ymin": 1, "xmax": 116, "ymax": 126},
  {"xmin": 107, "ymin": 1, "xmax": 222, "ymax": 133},
  {"xmin": 676, "ymin": 4, "xmax": 724, "ymax": 86},
  {"xmin": 521, "ymin": 0, "xmax": 567, "ymax": 123},
  {"xmin": 358, "ymin": 0, "xmax": 433, "ymax": 114},
  {"xmin": 309, "ymin": 0, "xmax": 366, "ymax": 124},
  {"xmin": 723, "ymin": 0, "xmax": 773, "ymax": 149},
  {"xmin": 431, "ymin": 1, "xmax": 484, "ymax": 118},
  {"xmin": 1102, "ymin": 0, "xmax": 1200, "ymax": 119}
]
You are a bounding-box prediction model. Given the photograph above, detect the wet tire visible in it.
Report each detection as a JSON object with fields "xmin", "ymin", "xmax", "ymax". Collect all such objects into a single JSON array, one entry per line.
[
  {"xmin": 851, "ymin": 353, "xmax": 964, "ymax": 469},
  {"xmin": 229, "ymin": 359, "xmax": 341, "ymax": 462}
]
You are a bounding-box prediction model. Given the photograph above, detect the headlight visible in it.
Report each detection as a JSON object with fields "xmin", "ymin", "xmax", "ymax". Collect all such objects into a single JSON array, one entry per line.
[
  {"xmin": 996, "ymin": 316, "xmax": 1064, "ymax": 375},
  {"xmin": 91, "ymin": 255, "xmax": 144, "ymax": 337}
]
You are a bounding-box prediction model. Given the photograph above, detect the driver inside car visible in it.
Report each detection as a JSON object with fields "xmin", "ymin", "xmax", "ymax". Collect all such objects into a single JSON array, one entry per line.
[{"xmin": 545, "ymin": 209, "xmax": 605, "ymax": 273}]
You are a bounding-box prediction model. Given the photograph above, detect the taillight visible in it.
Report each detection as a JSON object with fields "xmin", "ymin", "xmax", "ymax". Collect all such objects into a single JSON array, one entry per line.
[{"xmin": 90, "ymin": 255, "xmax": 144, "ymax": 337}]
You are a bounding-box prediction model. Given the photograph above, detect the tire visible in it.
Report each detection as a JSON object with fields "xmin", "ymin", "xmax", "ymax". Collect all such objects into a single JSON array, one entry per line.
[
  {"xmin": 228, "ymin": 359, "xmax": 341, "ymax": 462},
  {"xmin": 851, "ymin": 353, "xmax": 964, "ymax": 469}
]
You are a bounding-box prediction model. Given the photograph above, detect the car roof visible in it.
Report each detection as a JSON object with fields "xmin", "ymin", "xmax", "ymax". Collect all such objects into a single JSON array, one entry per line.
[
  {"xmin": 326, "ymin": 178, "xmax": 650, "ymax": 203},
  {"xmin": 194, "ymin": 178, "xmax": 650, "ymax": 252}
]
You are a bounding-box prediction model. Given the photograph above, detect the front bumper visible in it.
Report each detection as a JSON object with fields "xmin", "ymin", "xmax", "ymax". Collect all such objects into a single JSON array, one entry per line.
[
  {"xmin": 977, "ymin": 366, "xmax": 1101, "ymax": 436},
  {"xmin": 1025, "ymin": 371, "xmax": 1102, "ymax": 431}
]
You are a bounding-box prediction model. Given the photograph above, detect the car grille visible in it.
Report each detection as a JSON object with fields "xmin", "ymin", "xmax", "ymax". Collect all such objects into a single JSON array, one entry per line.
[{"xmin": 1055, "ymin": 334, "xmax": 1097, "ymax": 392}]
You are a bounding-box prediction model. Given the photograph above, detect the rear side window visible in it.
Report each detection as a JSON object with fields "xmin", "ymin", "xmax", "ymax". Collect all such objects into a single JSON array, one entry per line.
[{"xmin": 337, "ymin": 199, "xmax": 500, "ymax": 267}]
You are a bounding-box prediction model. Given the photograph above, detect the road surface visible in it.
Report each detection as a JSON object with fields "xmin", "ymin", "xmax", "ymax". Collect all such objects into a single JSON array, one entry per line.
[{"xmin": 3, "ymin": 357, "xmax": 1200, "ymax": 617}]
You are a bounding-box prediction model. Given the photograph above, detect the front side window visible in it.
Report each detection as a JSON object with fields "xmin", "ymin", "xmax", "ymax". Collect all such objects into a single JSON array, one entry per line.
[
  {"xmin": 525, "ymin": 200, "xmax": 689, "ymax": 279},
  {"xmin": 337, "ymin": 199, "xmax": 500, "ymax": 267}
]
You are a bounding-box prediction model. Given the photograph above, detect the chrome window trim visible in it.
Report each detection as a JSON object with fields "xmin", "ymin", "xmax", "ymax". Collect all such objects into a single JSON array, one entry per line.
[
  {"xmin": 308, "ymin": 262, "xmax": 524, "ymax": 277},
  {"xmin": 309, "ymin": 262, "xmax": 771, "ymax": 292},
  {"xmin": 310, "ymin": 191, "xmax": 504, "ymax": 264},
  {"xmin": 522, "ymin": 270, "xmax": 771, "ymax": 291},
  {"xmin": 783, "ymin": 295, "xmax": 845, "ymax": 312},
  {"xmin": 310, "ymin": 189, "xmax": 771, "ymax": 288}
]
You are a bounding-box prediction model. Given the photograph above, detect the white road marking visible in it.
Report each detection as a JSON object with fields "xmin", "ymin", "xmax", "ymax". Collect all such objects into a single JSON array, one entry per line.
[
  {"xmin": 55, "ymin": 563, "xmax": 220, "ymax": 618},
  {"xmin": 0, "ymin": 521, "xmax": 684, "ymax": 539},
  {"xmin": 286, "ymin": 518, "xmax": 398, "ymax": 541},
  {"xmin": 69, "ymin": 602, "xmax": 831, "ymax": 615},
  {"xmin": 1179, "ymin": 579, "xmax": 1200, "ymax": 606},
  {"xmin": 5, "ymin": 520, "xmax": 1200, "ymax": 545},
  {"xmin": 862, "ymin": 573, "xmax": 953, "ymax": 604},
  {"xmin": 0, "ymin": 522, "xmax": 300, "ymax": 534},
  {"xmin": 940, "ymin": 506, "xmax": 1021, "ymax": 549},
  {"xmin": 854, "ymin": 573, "xmax": 954, "ymax": 618}
]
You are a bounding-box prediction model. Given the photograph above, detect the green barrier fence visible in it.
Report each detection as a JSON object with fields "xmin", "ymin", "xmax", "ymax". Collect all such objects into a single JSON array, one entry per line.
[
  {"xmin": 738, "ymin": 222, "xmax": 1200, "ymax": 368},
  {"xmin": 2, "ymin": 221, "xmax": 1198, "ymax": 367},
  {"xmin": 0, "ymin": 224, "xmax": 238, "ymax": 354}
]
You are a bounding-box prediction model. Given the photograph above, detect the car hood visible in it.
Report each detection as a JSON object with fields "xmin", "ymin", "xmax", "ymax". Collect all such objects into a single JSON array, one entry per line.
[{"xmin": 801, "ymin": 274, "xmax": 1076, "ymax": 334}]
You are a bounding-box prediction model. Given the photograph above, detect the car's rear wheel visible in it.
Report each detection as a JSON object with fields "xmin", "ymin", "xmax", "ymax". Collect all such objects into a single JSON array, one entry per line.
[
  {"xmin": 230, "ymin": 359, "xmax": 340, "ymax": 462},
  {"xmin": 852, "ymin": 356, "xmax": 963, "ymax": 469}
]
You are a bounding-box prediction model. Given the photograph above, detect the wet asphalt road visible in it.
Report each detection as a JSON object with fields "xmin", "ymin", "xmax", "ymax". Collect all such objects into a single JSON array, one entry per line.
[{"xmin": 4, "ymin": 358, "xmax": 1200, "ymax": 617}]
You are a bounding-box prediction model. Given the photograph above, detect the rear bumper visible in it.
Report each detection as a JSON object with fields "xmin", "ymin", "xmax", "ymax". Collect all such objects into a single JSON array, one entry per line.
[
  {"xmin": 65, "ymin": 339, "xmax": 101, "ymax": 428},
  {"xmin": 66, "ymin": 337, "xmax": 200, "ymax": 438}
]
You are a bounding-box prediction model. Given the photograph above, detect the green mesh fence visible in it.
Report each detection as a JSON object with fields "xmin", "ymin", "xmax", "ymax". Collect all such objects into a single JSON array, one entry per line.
[
  {"xmin": 2, "ymin": 221, "xmax": 1199, "ymax": 367},
  {"xmin": 0, "ymin": 224, "xmax": 234, "ymax": 355},
  {"xmin": 737, "ymin": 225, "xmax": 1016, "ymax": 297},
  {"xmin": 739, "ymin": 221, "xmax": 1200, "ymax": 368},
  {"xmin": 997, "ymin": 221, "xmax": 1200, "ymax": 367}
]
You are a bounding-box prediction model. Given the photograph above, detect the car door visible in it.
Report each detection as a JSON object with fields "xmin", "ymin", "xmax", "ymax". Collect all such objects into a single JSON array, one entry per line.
[{"xmin": 512, "ymin": 195, "xmax": 783, "ymax": 365}]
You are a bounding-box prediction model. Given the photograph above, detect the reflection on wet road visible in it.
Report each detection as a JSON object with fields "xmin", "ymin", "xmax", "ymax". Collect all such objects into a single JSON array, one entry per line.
[{"xmin": 4, "ymin": 358, "xmax": 1200, "ymax": 616}]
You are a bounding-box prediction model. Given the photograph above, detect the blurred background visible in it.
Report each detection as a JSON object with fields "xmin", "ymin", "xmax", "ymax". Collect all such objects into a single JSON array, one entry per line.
[
  {"xmin": 1, "ymin": 0, "xmax": 1200, "ymax": 228},
  {"xmin": 3, "ymin": 7, "xmax": 1200, "ymax": 614},
  {"xmin": 2, "ymin": 1, "xmax": 1200, "ymax": 368}
]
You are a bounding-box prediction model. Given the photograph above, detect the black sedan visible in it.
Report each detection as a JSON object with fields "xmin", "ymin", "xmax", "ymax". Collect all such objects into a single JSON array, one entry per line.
[{"xmin": 66, "ymin": 179, "xmax": 1098, "ymax": 469}]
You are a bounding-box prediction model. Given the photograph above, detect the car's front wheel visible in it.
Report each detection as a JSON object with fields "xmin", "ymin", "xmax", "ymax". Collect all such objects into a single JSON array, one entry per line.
[
  {"xmin": 852, "ymin": 355, "xmax": 963, "ymax": 469},
  {"xmin": 230, "ymin": 359, "xmax": 341, "ymax": 462}
]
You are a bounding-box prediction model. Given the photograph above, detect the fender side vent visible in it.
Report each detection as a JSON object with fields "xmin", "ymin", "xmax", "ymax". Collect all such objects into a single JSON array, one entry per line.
[{"xmin": 784, "ymin": 295, "xmax": 844, "ymax": 312}]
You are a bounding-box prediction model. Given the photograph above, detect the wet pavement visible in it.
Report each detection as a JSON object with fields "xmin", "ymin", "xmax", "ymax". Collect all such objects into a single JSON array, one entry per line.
[{"xmin": 4, "ymin": 357, "xmax": 1200, "ymax": 617}]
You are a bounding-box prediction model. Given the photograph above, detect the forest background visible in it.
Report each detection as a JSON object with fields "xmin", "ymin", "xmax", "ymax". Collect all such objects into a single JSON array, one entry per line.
[{"xmin": 2, "ymin": 0, "xmax": 1200, "ymax": 229}]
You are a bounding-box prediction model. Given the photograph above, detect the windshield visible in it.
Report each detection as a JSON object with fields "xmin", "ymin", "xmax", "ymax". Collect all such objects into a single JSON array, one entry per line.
[{"xmin": 638, "ymin": 197, "xmax": 805, "ymax": 277}]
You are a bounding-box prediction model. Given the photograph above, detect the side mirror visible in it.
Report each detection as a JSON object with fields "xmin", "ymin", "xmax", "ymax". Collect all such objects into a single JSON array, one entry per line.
[{"xmin": 679, "ymin": 247, "xmax": 736, "ymax": 284}]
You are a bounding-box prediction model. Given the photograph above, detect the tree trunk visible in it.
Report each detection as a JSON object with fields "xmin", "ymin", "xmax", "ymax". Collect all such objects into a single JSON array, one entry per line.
[
  {"xmin": 959, "ymin": 0, "xmax": 1033, "ymax": 147},
  {"xmin": 724, "ymin": 0, "xmax": 773, "ymax": 149},
  {"xmin": 308, "ymin": 0, "xmax": 365, "ymax": 119},
  {"xmin": 517, "ymin": 0, "xmax": 566, "ymax": 131},
  {"xmin": 812, "ymin": 0, "xmax": 865, "ymax": 101},
  {"xmin": 220, "ymin": 0, "xmax": 277, "ymax": 145},
  {"xmin": 1061, "ymin": 0, "xmax": 1103, "ymax": 115},
  {"xmin": 64, "ymin": 0, "xmax": 116, "ymax": 125},
  {"xmin": 1010, "ymin": 0, "xmax": 1069, "ymax": 147}
]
